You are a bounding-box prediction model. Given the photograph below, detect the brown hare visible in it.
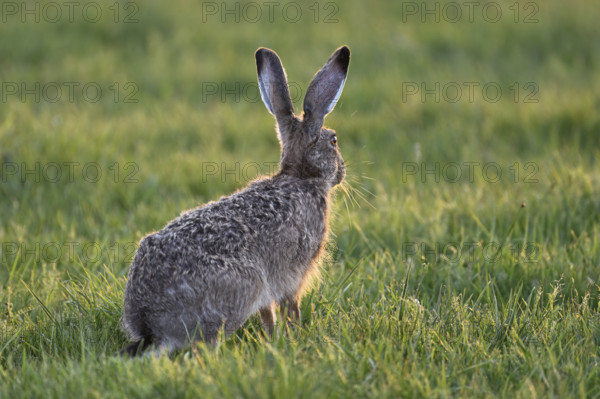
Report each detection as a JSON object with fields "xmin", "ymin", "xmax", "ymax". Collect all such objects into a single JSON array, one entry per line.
[{"xmin": 121, "ymin": 46, "xmax": 350, "ymax": 356}]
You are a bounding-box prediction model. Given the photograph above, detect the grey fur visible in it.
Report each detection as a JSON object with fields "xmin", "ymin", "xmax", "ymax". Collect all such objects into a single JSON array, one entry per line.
[{"xmin": 121, "ymin": 45, "xmax": 350, "ymax": 355}]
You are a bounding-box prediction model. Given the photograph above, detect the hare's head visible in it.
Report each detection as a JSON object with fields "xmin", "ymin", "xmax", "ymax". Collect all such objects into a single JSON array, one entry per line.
[{"xmin": 256, "ymin": 46, "xmax": 350, "ymax": 187}]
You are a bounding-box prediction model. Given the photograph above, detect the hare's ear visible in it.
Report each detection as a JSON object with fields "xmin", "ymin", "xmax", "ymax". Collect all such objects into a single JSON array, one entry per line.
[
  {"xmin": 256, "ymin": 48, "xmax": 295, "ymax": 128},
  {"xmin": 303, "ymin": 46, "xmax": 350, "ymax": 125}
]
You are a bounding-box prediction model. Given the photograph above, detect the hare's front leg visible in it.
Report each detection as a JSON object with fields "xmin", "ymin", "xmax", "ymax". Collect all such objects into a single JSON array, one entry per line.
[{"xmin": 259, "ymin": 301, "xmax": 277, "ymax": 337}]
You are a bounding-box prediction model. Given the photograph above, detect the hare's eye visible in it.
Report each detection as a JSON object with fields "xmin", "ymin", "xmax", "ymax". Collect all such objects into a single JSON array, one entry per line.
[{"xmin": 330, "ymin": 136, "xmax": 337, "ymax": 146}]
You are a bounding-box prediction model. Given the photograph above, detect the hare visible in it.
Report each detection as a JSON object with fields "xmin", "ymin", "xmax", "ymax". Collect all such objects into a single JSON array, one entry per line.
[{"xmin": 121, "ymin": 45, "xmax": 350, "ymax": 356}]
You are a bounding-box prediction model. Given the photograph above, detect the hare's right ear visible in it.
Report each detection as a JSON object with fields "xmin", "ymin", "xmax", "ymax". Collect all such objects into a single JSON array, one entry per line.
[
  {"xmin": 303, "ymin": 46, "xmax": 350, "ymax": 126},
  {"xmin": 255, "ymin": 48, "xmax": 295, "ymax": 131}
]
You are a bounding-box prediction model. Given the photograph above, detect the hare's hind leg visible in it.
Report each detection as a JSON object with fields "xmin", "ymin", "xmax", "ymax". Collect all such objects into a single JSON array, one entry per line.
[{"xmin": 259, "ymin": 301, "xmax": 277, "ymax": 337}]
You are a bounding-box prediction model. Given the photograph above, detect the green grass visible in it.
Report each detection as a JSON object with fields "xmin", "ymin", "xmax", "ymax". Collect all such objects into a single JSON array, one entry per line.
[{"xmin": 1, "ymin": 0, "xmax": 599, "ymax": 397}]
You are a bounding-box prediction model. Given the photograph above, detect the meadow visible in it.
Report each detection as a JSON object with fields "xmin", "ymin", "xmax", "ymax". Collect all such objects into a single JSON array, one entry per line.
[{"xmin": 0, "ymin": 0, "xmax": 599, "ymax": 397}]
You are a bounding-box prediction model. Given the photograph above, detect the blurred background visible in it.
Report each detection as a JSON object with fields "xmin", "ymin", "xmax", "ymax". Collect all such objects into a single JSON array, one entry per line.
[{"xmin": 0, "ymin": 0, "xmax": 599, "ymax": 370}]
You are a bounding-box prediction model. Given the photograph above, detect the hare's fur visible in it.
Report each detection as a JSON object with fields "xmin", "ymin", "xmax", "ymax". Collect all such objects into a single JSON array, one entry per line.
[{"xmin": 121, "ymin": 46, "xmax": 350, "ymax": 356}]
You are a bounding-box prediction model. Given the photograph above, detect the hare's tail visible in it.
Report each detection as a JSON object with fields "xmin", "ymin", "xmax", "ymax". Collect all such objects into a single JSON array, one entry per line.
[{"xmin": 120, "ymin": 306, "xmax": 154, "ymax": 357}]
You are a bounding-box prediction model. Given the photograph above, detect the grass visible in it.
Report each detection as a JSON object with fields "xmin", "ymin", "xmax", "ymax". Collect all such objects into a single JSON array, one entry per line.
[{"xmin": 1, "ymin": 0, "xmax": 599, "ymax": 397}]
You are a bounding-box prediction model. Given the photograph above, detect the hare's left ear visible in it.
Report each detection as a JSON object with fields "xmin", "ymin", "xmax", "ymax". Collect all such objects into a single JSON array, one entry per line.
[
  {"xmin": 303, "ymin": 46, "xmax": 350, "ymax": 126},
  {"xmin": 256, "ymin": 48, "xmax": 295, "ymax": 133}
]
